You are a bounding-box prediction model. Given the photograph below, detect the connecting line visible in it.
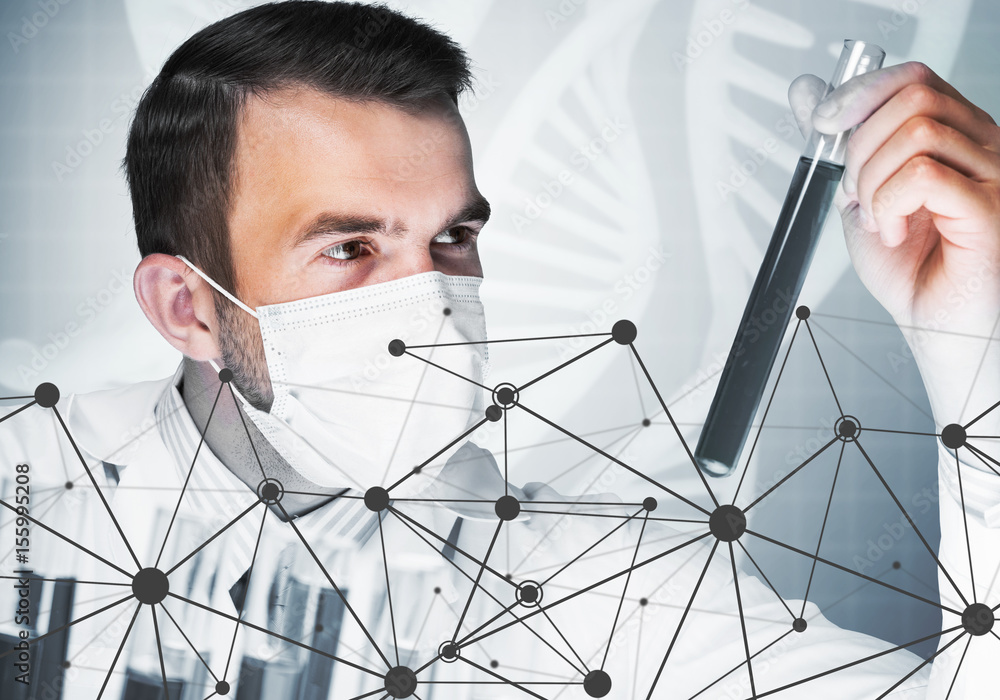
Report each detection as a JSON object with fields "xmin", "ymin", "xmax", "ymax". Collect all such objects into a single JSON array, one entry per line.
[
  {"xmin": 346, "ymin": 689, "xmax": 388, "ymax": 700},
  {"xmin": 953, "ymin": 449, "xmax": 977, "ymax": 603},
  {"xmin": 629, "ymin": 344, "xmax": 719, "ymax": 509},
  {"xmin": 800, "ymin": 441, "xmax": 845, "ymax": 618},
  {"xmin": 402, "ymin": 349, "xmax": 491, "ymax": 390},
  {"xmin": 965, "ymin": 396, "xmax": 1000, "ymax": 430},
  {"xmin": 457, "ymin": 656, "xmax": 549, "ymax": 700},
  {"xmin": 276, "ymin": 501, "xmax": 392, "ymax": 670},
  {"xmin": 729, "ymin": 543, "xmax": 756, "ymax": 698},
  {"xmin": 405, "ymin": 331, "xmax": 611, "ymax": 349},
  {"xmin": 735, "ymin": 540, "xmax": 795, "ymax": 621},
  {"xmin": 944, "ymin": 636, "xmax": 973, "ymax": 700},
  {"xmin": 875, "ymin": 629, "xmax": 968, "ymax": 700},
  {"xmin": 385, "ymin": 416, "xmax": 489, "ymax": 493},
  {"xmin": 854, "ymin": 439, "xmax": 969, "ymax": 608},
  {"xmin": 504, "ymin": 410, "xmax": 509, "ymax": 496},
  {"xmin": 600, "ymin": 513, "xmax": 648, "ymax": 670},
  {"xmin": 539, "ymin": 607, "xmax": 590, "ymax": 675},
  {"xmin": 0, "ymin": 574, "xmax": 129, "ymax": 587},
  {"xmin": 731, "ymin": 322, "xmax": 802, "ymax": 505},
  {"xmin": 0, "ymin": 593, "xmax": 135, "ymax": 661},
  {"xmin": 52, "ymin": 405, "xmax": 142, "ymax": 570},
  {"xmin": 742, "ymin": 437, "xmax": 839, "ymax": 513},
  {"xmin": 169, "ymin": 591, "xmax": 385, "ymax": 678},
  {"xmin": 540, "ymin": 507, "xmax": 646, "ymax": 587},
  {"xmin": 452, "ymin": 519, "xmax": 505, "ymax": 642},
  {"xmin": 165, "ymin": 499, "xmax": 262, "ymax": 576},
  {"xmin": 377, "ymin": 511, "xmax": 400, "ymax": 665},
  {"xmin": 227, "ymin": 384, "xmax": 268, "ymax": 480},
  {"xmin": 753, "ymin": 624, "xmax": 964, "ymax": 699},
  {"xmin": 151, "ymin": 606, "xmax": 172, "ymax": 700},
  {"xmin": 744, "ymin": 528, "xmax": 962, "ymax": 616},
  {"xmin": 387, "ymin": 511, "xmax": 587, "ymax": 680},
  {"xmin": 223, "ymin": 505, "xmax": 268, "ymax": 680},
  {"xmin": 515, "ymin": 402, "xmax": 711, "ymax": 517},
  {"xmin": 156, "ymin": 381, "xmax": 225, "ymax": 568},
  {"xmin": 958, "ymin": 307, "xmax": 1000, "ymax": 423},
  {"xmin": 802, "ymin": 319, "xmax": 843, "ymax": 415},
  {"xmin": 963, "ymin": 443, "xmax": 1000, "ymax": 478},
  {"xmin": 0, "ymin": 399, "xmax": 36, "ymax": 424},
  {"xmin": 0, "ymin": 496, "xmax": 133, "ymax": 579},
  {"xmin": 458, "ymin": 532, "xmax": 715, "ymax": 650},
  {"xmin": 159, "ymin": 601, "xmax": 219, "ymax": 683},
  {"xmin": 518, "ymin": 337, "xmax": 615, "ymax": 392},
  {"xmin": 96, "ymin": 603, "xmax": 142, "ymax": 700},
  {"xmin": 811, "ymin": 321, "xmax": 933, "ymax": 420},
  {"xmin": 688, "ymin": 630, "xmax": 793, "ymax": 700},
  {"xmin": 644, "ymin": 539, "xmax": 720, "ymax": 700}
]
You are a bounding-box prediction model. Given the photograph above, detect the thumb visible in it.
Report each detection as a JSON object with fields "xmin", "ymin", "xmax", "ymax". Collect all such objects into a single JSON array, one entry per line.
[{"xmin": 788, "ymin": 74, "xmax": 828, "ymax": 140}]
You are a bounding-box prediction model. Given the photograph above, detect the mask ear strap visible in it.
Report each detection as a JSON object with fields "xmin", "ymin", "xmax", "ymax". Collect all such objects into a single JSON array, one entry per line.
[{"xmin": 176, "ymin": 255, "xmax": 259, "ymax": 318}]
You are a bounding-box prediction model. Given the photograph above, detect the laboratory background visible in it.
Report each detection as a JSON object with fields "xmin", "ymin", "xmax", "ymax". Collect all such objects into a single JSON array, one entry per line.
[{"xmin": 1, "ymin": 0, "xmax": 999, "ymax": 670}]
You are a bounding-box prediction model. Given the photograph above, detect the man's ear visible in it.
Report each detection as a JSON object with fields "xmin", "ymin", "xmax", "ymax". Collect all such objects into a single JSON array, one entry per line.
[{"xmin": 133, "ymin": 254, "xmax": 223, "ymax": 361}]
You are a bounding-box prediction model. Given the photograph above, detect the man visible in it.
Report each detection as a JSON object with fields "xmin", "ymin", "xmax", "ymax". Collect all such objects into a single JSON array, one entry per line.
[{"xmin": 1, "ymin": 1, "xmax": 998, "ymax": 698}]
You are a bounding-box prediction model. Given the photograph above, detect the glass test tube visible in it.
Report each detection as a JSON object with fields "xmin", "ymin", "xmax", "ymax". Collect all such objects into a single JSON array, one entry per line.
[{"xmin": 694, "ymin": 40, "xmax": 886, "ymax": 477}]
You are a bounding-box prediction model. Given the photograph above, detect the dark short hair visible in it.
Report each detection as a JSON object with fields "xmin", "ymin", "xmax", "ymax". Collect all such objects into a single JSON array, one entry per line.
[{"xmin": 124, "ymin": 0, "xmax": 473, "ymax": 296}]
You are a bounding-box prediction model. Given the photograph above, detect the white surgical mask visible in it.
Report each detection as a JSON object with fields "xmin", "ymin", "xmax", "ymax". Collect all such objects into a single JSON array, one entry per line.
[{"xmin": 177, "ymin": 256, "xmax": 490, "ymax": 494}]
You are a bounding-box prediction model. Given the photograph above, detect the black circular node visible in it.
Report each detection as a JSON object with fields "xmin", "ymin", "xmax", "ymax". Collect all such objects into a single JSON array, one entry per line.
[
  {"xmin": 892, "ymin": 561, "xmax": 901, "ymax": 570},
  {"xmin": 365, "ymin": 486, "xmax": 391, "ymax": 512},
  {"xmin": 834, "ymin": 415, "xmax": 861, "ymax": 442},
  {"xmin": 962, "ymin": 603, "xmax": 995, "ymax": 636},
  {"xmin": 838, "ymin": 420, "xmax": 856, "ymax": 438},
  {"xmin": 215, "ymin": 680, "xmax": 231, "ymax": 696},
  {"xmin": 642, "ymin": 418, "xmax": 651, "ymax": 427},
  {"xmin": 438, "ymin": 641, "xmax": 460, "ymax": 663},
  {"xmin": 411, "ymin": 465, "xmax": 423, "ymax": 475},
  {"xmin": 434, "ymin": 586, "xmax": 442, "ymax": 594},
  {"xmin": 639, "ymin": 597, "xmax": 648, "ymax": 607},
  {"xmin": 490, "ymin": 660, "xmax": 499, "ymax": 669},
  {"xmin": 792, "ymin": 618, "xmax": 808, "ymax": 633},
  {"xmin": 495, "ymin": 494, "xmax": 521, "ymax": 521},
  {"xmin": 64, "ymin": 481, "xmax": 73, "ymax": 490},
  {"xmin": 516, "ymin": 581, "xmax": 542, "ymax": 607},
  {"xmin": 257, "ymin": 478, "xmax": 284, "ymax": 504},
  {"xmin": 485, "ymin": 405, "xmax": 503, "ymax": 422},
  {"xmin": 132, "ymin": 568, "xmax": 169, "ymax": 605},
  {"xmin": 34, "ymin": 382, "xmax": 60, "ymax": 408},
  {"xmin": 384, "ymin": 665, "xmax": 418, "ymax": 698},
  {"xmin": 492, "ymin": 382, "xmax": 519, "ymax": 408},
  {"xmin": 941, "ymin": 423, "xmax": 967, "ymax": 450},
  {"xmin": 443, "ymin": 307, "xmax": 452, "ymax": 316},
  {"xmin": 583, "ymin": 669, "xmax": 612, "ymax": 697},
  {"xmin": 60, "ymin": 660, "xmax": 71, "ymax": 669},
  {"xmin": 611, "ymin": 320, "xmax": 637, "ymax": 345},
  {"xmin": 218, "ymin": 368, "xmax": 234, "ymax": 383},
  {"xmin": 795, "ymin": 305, "xmax": 810, "ymax": 320},
  {"xmin": 643, "ymin": 497, "xmax": 658, "ymax": 512},
  {"xmin": 387, "ymin": 339, "xmax": 406, "ymax": 357},
  {"xmin": 315, "ymin": 623, "xmax": 324, "ymax": 633},
  {"xmin": 709, "ymin": 505, "xmax": 747, "ymax": 542}
]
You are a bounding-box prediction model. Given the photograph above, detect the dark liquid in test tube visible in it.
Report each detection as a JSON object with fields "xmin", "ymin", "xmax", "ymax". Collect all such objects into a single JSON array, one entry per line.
[{"xmin": 694, "ymin": 156, "xmax": 844, "ymax": 476}]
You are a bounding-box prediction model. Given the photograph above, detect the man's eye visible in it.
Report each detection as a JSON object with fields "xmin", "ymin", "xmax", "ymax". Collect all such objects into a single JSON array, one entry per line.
[
  {"xmin": 321, "ymin": 240, "xmax": 366, "ymax": 260},
  {"xmin": 433, "ymin": 227, "xmax": 472, "ymax": 245}
]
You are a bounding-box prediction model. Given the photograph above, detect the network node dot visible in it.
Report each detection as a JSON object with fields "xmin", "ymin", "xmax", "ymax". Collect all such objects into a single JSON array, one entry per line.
[
  {"xmin": 443, "ymin": 307, "xmax": 452, "ymax": 316},
  {"xmin": 215, "ymin": 680, "xmax": 231, "ymax": 696},
  {"xmin": 365, "ymin": 486, "xmax": 391, "ymax": 512},
  {"xmin": 34, "ymin": 382, "xmax": 59, "ymax": 408},
  {"xmin": 941, "ymin": 423, "xmax": 967, "ymax": 450},
  {"xmin": 315, "ymin": 623, "xmax": 324, "ymax": 633},
  {"xmin": 387, "ymin": 339, "xmax": 406, "ymax": 357},
  {"xmin": 611, "ymin": 320, "xmax": 637, "ymax": 345},
  {"xmin": 709, "ymin": 504, "xmax": 747, "ymax": 542},
  {"xmin": 495, "ymin": 495, "xmax": 521, "ymax": 521},
  {"xmin": 516, "ymin": 581, "xmax": 542, "ymax": 607},
  {"xmin": 639, "ymin": 597, "xmax": 648, "ymax": 607},
  {"xmin": 433, "ymin": 586, "xmax": 441, "ymax": 594},
  {"xmin": 795, "ymin": 305, "xmax": 810, "ymax": 320},
  {"xmin": 257, "ymin": 478, "xmax": 284, "ymax": 504},
  {"xmin": 438, "ymin": 641, "xmax": 460, "ymax": 662},
  {"xmin": 60, "ymin": 660, "xmax": 71, "ymax": 669},
  {"xmin": 485, "ymin": 405, "xmax": 503, "ymax": 422},
  {"xmin": 643, "ymin": 497, "xmax": 658, "ymax": 512},
  {"xmin": 490, "ymin": 660, "xmax": 499, "ymax": 669},
  {"xmin": 834, "ymin": 415, "xmax": 860, "ymax": 442},
  {"xmin": 218, "ymin": 368, "xmax": 234, "ymax": 383},
  {"xmin": 64, "ymin": 481, "xmax": 73, "ymax": 490},
  {"xmin": 493, "ymin": 383, "xmax": 519, "ymax": 408},
  {"xmin": 892, "ymin": 561, "xmax": 901, "ymax": 570},
  {"xmin": 792, "ymin": 618, "xmax": 807, "ymax": 633},
  {"xmin": 583, "ymin": 669, "xmax": 612, "ymax": 697},
  {"xmin": 962, "ymin": 602, "xmax": 995, "ymax": 636},
  {"xmin": 132, "ymin": 567, "xmax": 169, "ymax": 605},
  {"xmin": 642, "ymin": 418, "xmax": 651, "ymax": 427},
  {"xmin": 384, "ymin": 665, "xmax": 418, "ymax": 698}
]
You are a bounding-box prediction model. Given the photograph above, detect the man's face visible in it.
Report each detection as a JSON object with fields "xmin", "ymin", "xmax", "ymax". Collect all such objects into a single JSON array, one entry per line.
[{"xmin": 217, "ymin": 87, "xmax": 489, "ymax": 408}]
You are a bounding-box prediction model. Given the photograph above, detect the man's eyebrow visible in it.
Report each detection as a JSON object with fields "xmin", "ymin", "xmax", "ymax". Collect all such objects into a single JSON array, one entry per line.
[{"xmin": 293, "ymin": 196, "xmax": 491, "ymax": 248}]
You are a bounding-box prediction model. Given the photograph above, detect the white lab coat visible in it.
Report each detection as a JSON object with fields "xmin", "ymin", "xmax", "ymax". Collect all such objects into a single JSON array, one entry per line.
[{"xmin": 1, "ymin": 366, "xmax": 996, "ymax": 699}]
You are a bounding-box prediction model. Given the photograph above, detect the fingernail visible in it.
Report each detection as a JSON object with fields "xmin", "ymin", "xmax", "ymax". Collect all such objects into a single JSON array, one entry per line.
[
  {"xmin": 842, "ymin": 171, "xmax": 856, "ymax": 195},
  {"xmin": 815, "ymin": 99, "xmax": 838, "ymax": 119}
]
